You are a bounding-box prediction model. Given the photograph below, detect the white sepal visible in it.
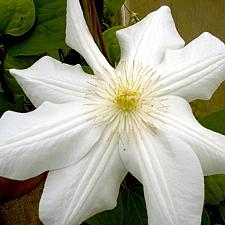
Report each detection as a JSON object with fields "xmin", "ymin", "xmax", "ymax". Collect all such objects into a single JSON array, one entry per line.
[
  {"xmin": 116, "ymin": 6, "xmax": 184, "ymax": 70},
  {"xmin": 10, "ymin": 56, "xmax": 93, "ymax": 107},
  {"xmin": 0, "ymin": 101, "xmax": 104, "ymax": 179},
  {"xmin": 156, "ymin": 33, "xmax": 225, "ymax": 101},
  {"xmin": 40, "ymin": 128, "xmax": 127, "ymax": 225},
  {"xmin": 66, "ymin": 0, "xmax": 114, "ymax": 77},
  {"xmin": 158, "ymin": 96, "xmax": 225, "ymax": 176},
  {"xmin": 120, "ymin": 130, "xmax": 204, "ymax": 225}
]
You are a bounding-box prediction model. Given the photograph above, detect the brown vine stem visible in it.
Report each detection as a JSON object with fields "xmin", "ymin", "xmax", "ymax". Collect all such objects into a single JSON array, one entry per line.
[{"xmin": 81, "ymin": 0, "xmax": 110, "ymax": 63}]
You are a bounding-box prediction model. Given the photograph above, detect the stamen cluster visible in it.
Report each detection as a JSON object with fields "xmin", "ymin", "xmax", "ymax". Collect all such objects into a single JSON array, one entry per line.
[
  {"xmin": 114, "ymin": 87, "xmax": 140, "ymax": 111},
  {"xmin": 85, "ymin": 61, "xmax": 167, "ymax": 134}
]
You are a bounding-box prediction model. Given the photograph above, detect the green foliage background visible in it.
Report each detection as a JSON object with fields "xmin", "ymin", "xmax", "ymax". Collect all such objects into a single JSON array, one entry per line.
[{"xmin": 0, "ymin": 0, "xmax": 225, "ymax": 225}]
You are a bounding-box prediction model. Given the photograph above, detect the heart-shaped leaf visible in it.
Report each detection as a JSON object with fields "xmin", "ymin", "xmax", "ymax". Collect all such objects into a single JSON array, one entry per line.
[
  {"xmin": 0, "ymin": 0, "xmax": 35, "ymax": 36},
  {"xmin": 8, "ymin": 0, "xmax": 67, "ymax": 56}
]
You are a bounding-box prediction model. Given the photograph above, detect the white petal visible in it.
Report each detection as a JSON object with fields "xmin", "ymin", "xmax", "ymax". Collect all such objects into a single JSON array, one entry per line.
[
  {"xmin": 156, "ymin": 33, "xmax": 225, "ymax": 101},
  {"xmin": 66, "ymin": 0, "xmax": 114, "ymax": 77},
  {"xmin": 116, "ymin": 6, "xmax": 184, "ymax": 69},
  {"xmin": 10, "ymin": 56, "xmax": 92, "ymax": 107},
  {"xmin": 120, "ymin": 131, "xmax": 204, "ymax": 225},
  {"xmin": 39, "ymin": 129, "xmax": 127, "ymax": 225},
  {"xmin": 157, "ymin": 96, "xmax": 225, "ymax": 176},
  {"xmin": 0, "ymin": 101, "xmax": 104, "ymax": 180}
]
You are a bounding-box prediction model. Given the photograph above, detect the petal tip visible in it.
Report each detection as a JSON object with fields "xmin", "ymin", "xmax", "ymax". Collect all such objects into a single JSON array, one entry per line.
[
  {"xmin": 198, "ymin": 32, "xmax": 225, "ymax": 51},
  {"xmin": 9, "ymin": 68, "xmax": 20, "ymax": 77},
  {"xmin": 200, "ymin": 31, "xmax": 216, "ymax": 39},
  {"xmin": 159, "ymin": 5, "xmax": 171, "ymax": 13}
]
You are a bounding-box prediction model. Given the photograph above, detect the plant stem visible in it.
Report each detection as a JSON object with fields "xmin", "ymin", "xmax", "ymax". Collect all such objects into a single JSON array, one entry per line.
[
  {"xmin": 81, "ymin": 0, "xmax": 110, "ymax": 62},
  {"xmin": 0, "ymin": 35, "xmax": 14, "ymax": 102}
]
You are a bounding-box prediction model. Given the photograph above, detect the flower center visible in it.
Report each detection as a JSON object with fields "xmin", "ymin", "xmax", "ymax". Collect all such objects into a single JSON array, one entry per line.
[
  {"xmin": 84, "ymin": 61, "xmax": 167, "ymax": 135},
  {"xmin": 114, "ymin": 88, "xmax": 140, "ymax": 111}
]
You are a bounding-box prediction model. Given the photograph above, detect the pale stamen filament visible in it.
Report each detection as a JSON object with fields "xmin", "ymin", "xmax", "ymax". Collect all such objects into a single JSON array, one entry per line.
[{"xmin": 84, "ymin": 61, "xmax": 167, "ymax": 135}]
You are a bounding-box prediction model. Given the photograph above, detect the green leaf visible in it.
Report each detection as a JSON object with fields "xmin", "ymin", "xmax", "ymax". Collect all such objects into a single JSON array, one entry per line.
[
  {"xmin": 82, "ymin": 65, "xmax": 94, "ymax": 74},
  {"xmin": 0, "ymin": 91, "xmax": 24, "ymax": 116},
  {"xmin": 86, "ymin": 175, "xmax": 147, "ymax": 225},
  {"xmin": 200, "ymin": 110, "xmax": 225, "ymax": 135},
  {"xmin": 4, "ymin": 53, "xmax": 38, "ymax": 69},
  {"xmin": 204, "ymin": 175, "xmax": 225, "ymax": 205},
  {"xmin": 4, "ymin": 71, "xmax": 24, "ymax": 96},
  {"xmin": 8, "ymin": 0, "xmax": 67, "ymax": 56},
  {"xmin": 87, "ymin": 193, "xmax": 123, "ymax": 225},
  {"xmin": 14, "ymin": 93, "xmax": 25, "ymax": 111},
  {"xmin": 201, "ymin": 208, "xmax": 210, "ymax": 225},
  {"xmin": 47, "ymin": 47, "xmax": 70, "ymax": 61},
  {"xmin": 0, "ymin": 92, "xmax": 15, "ymax": 116},
  {"xmin": 219, "ymin": 205, "xmax": 225, "ymax": 222},
  {"xmin": 199, "ymin": 110, "xmax": 225, "ymax": 205},
  {"xmin": 0, "ymin": 0, "xmax": 35, "ymax": 36},
  {"xmin": 121, "ymin": 182, "xmax": 147, "ymax": 225},
  {"xmin": 104, "ymin": 0, "xmax": 125, "ymax": 15},
  {"xmin": 103, "ymin": 26, "xmax": 123, "ymax": 65}
]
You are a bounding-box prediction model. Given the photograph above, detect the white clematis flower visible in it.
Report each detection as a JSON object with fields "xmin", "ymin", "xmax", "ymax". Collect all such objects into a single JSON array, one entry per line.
[{"xmin": 1, "ymin": 0, "xmax": 225, "ymax": 224}]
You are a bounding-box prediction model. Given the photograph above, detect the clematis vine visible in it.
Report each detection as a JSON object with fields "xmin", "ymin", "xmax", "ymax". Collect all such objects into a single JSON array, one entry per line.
[{"xmin": 0, "ymin": 0, "xmax": 225, "ymax": 224}]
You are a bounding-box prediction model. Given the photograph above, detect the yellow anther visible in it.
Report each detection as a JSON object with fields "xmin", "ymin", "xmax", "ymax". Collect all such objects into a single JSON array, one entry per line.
[{"xmin": 115, "ymin": 88, "xmax": 140, "ymax": 111}]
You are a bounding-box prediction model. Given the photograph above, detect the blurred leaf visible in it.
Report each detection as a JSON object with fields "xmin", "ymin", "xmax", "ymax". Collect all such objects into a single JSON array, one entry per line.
[
  {"xmin": 47, "ymin": 47, "xmax": 70, "ymax": 61},
  {"xmin": 201, "ymin": 208, "xmax": 210, "ymax": 225},
  {"xmin": 219, "ymin": 205, "xmax": 225, "ymax": 222},
  {"xmin": 200, "ymin": 110, "xmax": 225, "ymax": 135},
  {"xmin": 8, "ymin": 0, "xmax": 67, "ymax": 56},
  {"xmin": 121, "ymin": 182, "xmax": 147, "ymax": 225},
  {"xmin": 14, "ymin": 94, "xmax": 25, "ymax": 111},
  {"xmin": 4, "ymin": 53, "xmax": 38, "ymax": 69},
  {"xmin": 103, "ymin": 26, "xmax": 123, "ymax": 65},
  {"xmin": 0, "ymin": 70, "xmax": 28, "ymax": 114},
  {"xmin": 4, "ymin": 71, "xmax": 24, "ymax": 95},
  {"xmin": 0, "ymin": 92, "xmax": 24, "ymax": 116},
  {"xmin": 86, "ymin": 174, "xmax": 147, "ymax": 225},
  {"xmin": 82, "ymin": 65, "xmax": 94, "ymax": 74},
  {"xmin": 0, "ymin": 0, "xmax": 35, "ymax": 36},
  {"xmin": 0, "ymin": 92, "xmax": 15, "ymax": 116},
  {"xmin": 87, "ymin": 193, "xmax": 123, "ymax": 225},
  {"xmin": 199, "ymin": 110, "xmax": 225, "ymax": 205},
  {"xmin": 204, "ymin": 175, "xmax": 225, "ymax": 205},
  {"xmin": 104, "ymin": 0, "xmax": 125, "ymax": 15}
]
